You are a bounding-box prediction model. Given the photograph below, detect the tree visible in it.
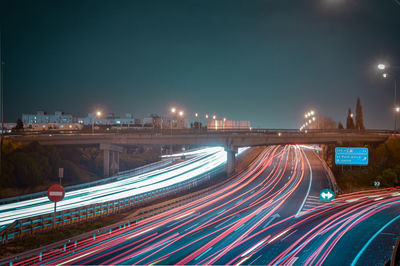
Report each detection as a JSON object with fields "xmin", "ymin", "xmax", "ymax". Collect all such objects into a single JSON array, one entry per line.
[
  {"xmin": 310, "ymin": 117, "xmax": 336, "ymax": 129},
  {"xmin": 338, "ymin": 122, "xmax": 344, "ymax": 129},
  {"xmin": 355, "ymin": 97, "xmax": 365, "ymax": 130},
  {"xmin": 15, "ymin": 118, "xmax": 24, "ymax": 131},
  {"xmin": 346, "ymin": 108, "xmax": 355, "ymax": 129}
]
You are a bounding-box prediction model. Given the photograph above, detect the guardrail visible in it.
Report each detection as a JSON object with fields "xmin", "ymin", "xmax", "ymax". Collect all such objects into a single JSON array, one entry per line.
[
  {"xmin": 314, "ymin": 151, "xmax": 343, "ymax": 194},
  {"xmin": 5, "ymin": 128, "xmax": 396, "ymax": 137},
  {"xmin": 0, "ymin": 147, "xmax": 267, "ymax": 265},
  {"xmin": 0, "ymin": 165, "xmax": 224, "ymax": 244},
  {"xmin": 0, "ymin": 159, "xmax": 175, "ymax": 205}
]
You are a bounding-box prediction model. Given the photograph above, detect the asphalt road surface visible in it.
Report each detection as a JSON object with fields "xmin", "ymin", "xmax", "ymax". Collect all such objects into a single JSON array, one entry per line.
[{"xmin": 13, "ymin": 145, "xmax": 400, "ymax": 265}]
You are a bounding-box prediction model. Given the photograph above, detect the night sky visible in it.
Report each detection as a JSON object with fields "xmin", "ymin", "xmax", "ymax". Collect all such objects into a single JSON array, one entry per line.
[{"xmin": 1, "ymin": 0, "xmax": 400, "ymax": 129}]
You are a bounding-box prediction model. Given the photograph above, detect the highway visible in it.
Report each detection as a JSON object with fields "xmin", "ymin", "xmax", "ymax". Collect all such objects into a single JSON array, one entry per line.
[
  {"xmin": 0, "ymin": 147, "xmax": 233, "ymax": 230},
  {"xmin": 8, "ymin": 145, "xmax": 400, "ymax": 265},
  {"xmin": 13, "ymin": 145, "xmax": 332, "ymax": 265}
]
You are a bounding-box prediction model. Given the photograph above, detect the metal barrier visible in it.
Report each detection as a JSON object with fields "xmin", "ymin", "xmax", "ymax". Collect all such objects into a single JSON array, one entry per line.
[
  {"xmin": 0, "ymin": 147, "xmax": 269, "ymax": 266},
  {"xmin": 314, "ymin": 151, "xmax": 343, "ymax": 194},
  {"xmin": 5, "ymin": 128, "xmax": 395, "ymax": 137},
  {"xmin": 0, "ymin": 165, "xmax": 224, "ymax": 244},
  {"xmin": 0, "ymin": 159, "xmax": 174, "ymax": 205}
]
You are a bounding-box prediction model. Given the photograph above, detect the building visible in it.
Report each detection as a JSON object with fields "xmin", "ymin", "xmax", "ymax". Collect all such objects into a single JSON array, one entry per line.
[
  {"xmin": 0, "ymin": 122, "xmax": 83, "ymax": 132},
  {"xmin": 77, "ymin": 112, "xmax": 138, "ymax": 126},
  {"xmin": 24, "ymin": 123, "xmax": 83, "ymax": 131},
  {"xmin": 22, "ymin": 111, "xmax": 74, "ymax": 124},
  {"xmin": 0, "ymin": 123, "xmax": 16, "ymax": 133},
  {"xmin": 142, "ymin": 115, "xmax": 186, "ymax": 129}
]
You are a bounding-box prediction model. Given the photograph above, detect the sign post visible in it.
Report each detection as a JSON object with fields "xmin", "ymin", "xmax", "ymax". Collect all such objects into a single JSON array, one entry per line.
[
  {"xmin": 319, "ymin": 188, "xmax": 335, "ymax": 201},
  {"xmin": 335, "ymin": 147, "xmax": 368, "ymax": 166},
  {"xmin": 47, "ymin": 184, "xmax": 65, "ymax": 228},
  {"xmin": 58, "ymin": 168, "xmax": 64, "ymax": 185}
]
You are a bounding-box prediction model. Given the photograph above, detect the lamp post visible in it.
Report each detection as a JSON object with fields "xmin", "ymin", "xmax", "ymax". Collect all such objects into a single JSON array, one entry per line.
[
  {"xmin": 378, "ymin": 63, "xmax": 400, "ymax": 131},
  {"xmin": 0, "ymin": 32, "xmax": 3, "ymax": 176},
  {"xmin": 170, "ymin": 107, "xmax": 176, "ymax": 135},
  {"xmin": 92, "ymin": 111, "xmax": 101, "ymax": 135},
  {"xmin": 194, "ymin": 113, "xmax": 199, "ymax": 130},
  {"xmin": 178, "ymin": 110, "xmax": 184, "ymax": 129},
  {"xmin": 301, "ymin": 110, "xmax": 318, "ymax": 131}
]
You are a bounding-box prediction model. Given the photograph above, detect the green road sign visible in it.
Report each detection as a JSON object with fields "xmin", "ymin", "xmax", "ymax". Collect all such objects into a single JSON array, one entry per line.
[{"xmin": 319, "ymin": 188, "xmax": 335, "ymax": 201}]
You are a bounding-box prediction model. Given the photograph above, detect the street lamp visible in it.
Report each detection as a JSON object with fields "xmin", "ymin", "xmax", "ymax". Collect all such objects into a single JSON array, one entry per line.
[
  {"xmin": 212, "ymin": 115, "xmax": 216, "ymax": 120},
  {"xmin": 92, "ymin": 111, "xmax": 101, "ymax": 135},
  {"xmin": 377, "ymin": 63, "xmax": 399, "ymax": 131},
  {"xmin": 170, "ymin": 107, "xmax": 178, "ymax": 133}
]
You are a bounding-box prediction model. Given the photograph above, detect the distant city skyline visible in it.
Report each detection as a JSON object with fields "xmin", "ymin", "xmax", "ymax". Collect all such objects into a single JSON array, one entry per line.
[{"xmin": 1, "ymin": 0, "xmax": 400, "ymax": 129}]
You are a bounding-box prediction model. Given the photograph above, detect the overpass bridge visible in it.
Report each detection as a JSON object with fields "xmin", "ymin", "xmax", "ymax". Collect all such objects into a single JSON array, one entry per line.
[{"xmin": 6, "ymin": 129, "xmax": 393, "ymax": 176}]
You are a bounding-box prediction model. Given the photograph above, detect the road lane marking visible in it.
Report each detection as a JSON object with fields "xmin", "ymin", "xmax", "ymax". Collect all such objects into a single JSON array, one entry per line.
[
  {"xmin": 295, "ymin": 149, "xmax": 313, "ymax": 218},
  {"xmin": 184, "ymin": 222, "xmax": 199, "ymax": 232},
  {"xmin": 268, "ymin": 230, "xmax": 290, "ymax": 244},
  {"xmin": 281, "ymin": 229, "xmax": 297, "ymax": 241},
  {"xmin": 57, "ymin": 248, "xmax": 102, "ymax": 265},
  {"xmin": 126, "ymin": 226, "xmax": 157, "ymax": 239},
  {"xmin": 351, "ymin": 215, "xmax": 400, "ymax": 266},
  {"xmin": 195, "ymin": 247, "xmax": 213, "ymax": 261}
]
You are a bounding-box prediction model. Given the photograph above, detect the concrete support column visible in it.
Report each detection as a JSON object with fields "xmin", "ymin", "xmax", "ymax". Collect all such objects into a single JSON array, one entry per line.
[
  {"xmin": 100, "ymin": 143, "xmax": 124, "ymax": 177},
  {"xmin": 225, "ymin": 146, "xmax": 238, "ymax": 176},
  {"xmin": 103, "ymin": 149, "xmax": 110, "ymax": 177},
  {"xmin": 110, "ymin": 151, "xmax": 119, "ymax": 176}
]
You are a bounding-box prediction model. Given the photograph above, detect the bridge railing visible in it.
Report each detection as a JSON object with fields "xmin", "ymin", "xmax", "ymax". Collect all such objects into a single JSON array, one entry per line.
[
  {"xmin": 0, "ymin": 164, "xmax": 225, "ymax": 244},
  {"xmin": 5, "ymin": 128, "xmax": 395, "ymax": 137},
  {"xmin": 0, "ymin": 159, "xmax": 175, "ymax": 206}
]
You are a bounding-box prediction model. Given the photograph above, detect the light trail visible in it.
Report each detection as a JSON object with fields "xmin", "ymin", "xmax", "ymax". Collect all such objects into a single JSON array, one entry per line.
[
  {"xmin": 0, "ymin": 147, "xmax": 227, "ymax": 228},
  {"xmin": 11, "ymin": 145, "xmax": 400, "ymax": 266}
]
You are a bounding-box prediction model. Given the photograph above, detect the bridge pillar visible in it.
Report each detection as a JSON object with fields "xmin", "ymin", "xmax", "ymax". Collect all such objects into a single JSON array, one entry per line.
[
  {"xmin": 100, "ymin": 143, "xmax": 124, "ymax": 177},
  {"xmin": 225, "ymin": 146, "xmax": 238, "ymax": 176}
]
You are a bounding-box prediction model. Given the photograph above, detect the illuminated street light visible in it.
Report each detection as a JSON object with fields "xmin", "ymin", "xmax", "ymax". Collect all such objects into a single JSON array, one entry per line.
[
  {"xmin": 396, "ymin": 107, "xmax": 400, "ymax": 112},
  {"xmin": 195, "ymin": 113, "xmax": 198, "ymax": 117},
  {"xmin": 171, "ymin": 107, "xmax": 176, "ymax": 113},
  {"xmin": 179, "ymin": 111, "xmax": 184, "ymax": 117},
  {"xmin": 312, "ymin": 117, "xmax": 316, "ymax": 121},
  {"xmin": 350, "ymin": 113, "xmax": 354, "ymax": 118},
  {"xmin": 310, "ymin": 110, "xmax": 315, "ymax": 116},
  {"xmin": 212, "ymin": 115, "xmax": 216, "ymax": 120},
  {"xmin": 305, "ymin": 114, "xmax": 308, "ymax": 118},
  {"xmin": 223, "ymin": 117, "xmax": 226, "ymax": 122},
  {"xmin": 376, "ymin": 62, "xmax": 400, "ymax": 131},
  {"xmin": 309, "ymin": 119, "xmax": 312, "ymax": 123},
  {"xmin": 92, "ymin": 110, "xmax": 102, "ymax": 135},
  {"xmin": 205, "ymin": 114, "xmax": 209, "ymax": 119}
]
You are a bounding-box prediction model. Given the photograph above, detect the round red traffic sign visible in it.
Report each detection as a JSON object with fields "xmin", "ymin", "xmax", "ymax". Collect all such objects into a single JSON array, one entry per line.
[{"xmin": 47, "ymin": 184, "xmax": 65, "ymax": 202}]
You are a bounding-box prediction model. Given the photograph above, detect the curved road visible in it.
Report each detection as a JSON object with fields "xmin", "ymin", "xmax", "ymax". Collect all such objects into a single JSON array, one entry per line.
[{"xmin": 11, "ymin": 145, "xmax": 400, "ymax": 265}]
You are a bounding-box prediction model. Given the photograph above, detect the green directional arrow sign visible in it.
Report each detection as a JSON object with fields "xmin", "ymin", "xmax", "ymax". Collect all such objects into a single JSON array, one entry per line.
[{"xmin": 319, "ymin": 188, "xmax": 335, "ymax": 201}]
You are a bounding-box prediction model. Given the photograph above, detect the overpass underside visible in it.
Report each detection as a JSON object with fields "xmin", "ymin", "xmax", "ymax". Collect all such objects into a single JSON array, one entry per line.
[{"xmin": 7, "ymin": 131, "xmax": 390, "ymax": 177}]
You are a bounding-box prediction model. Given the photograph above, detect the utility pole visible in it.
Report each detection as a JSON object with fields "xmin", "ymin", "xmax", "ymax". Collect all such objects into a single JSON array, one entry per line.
[
  {"xmin": 395, "ymin": 79, "xmax": 398, "ymax": 132},
  {"xmin": 0, "ymin": 30, "xmax": 3, "ymax": 176}
]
